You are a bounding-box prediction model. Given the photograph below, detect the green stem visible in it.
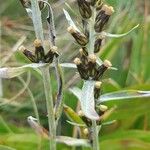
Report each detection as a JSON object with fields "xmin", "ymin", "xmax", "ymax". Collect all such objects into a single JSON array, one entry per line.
[
  {"xmin": 18, "ymin": 74, "xmax": 40, "ymax": 124},
  {"xmin": 92, "ymin": 120, "xmax": 99, "ymax": 150},
  {"xmin": 31, "ymin": 0, "xmax": 44, "ymax": 43},
  {"xmin": 41, "ymin": 66, "xmax": 56, "ymax": 150},
  {"xmin": 0, "ymin": 115, "xmax": 13, "ymax": 133},
  {"xmin": 88, "ymin": 8, "xmax": 96, "ymax": 54},
  {"xmin": 18, "ymin": 74, "xmax": 41, "ymax": 150},
  {"xmin": 88, "ymin": 7, "xmax": 100, "ymax": 150}
]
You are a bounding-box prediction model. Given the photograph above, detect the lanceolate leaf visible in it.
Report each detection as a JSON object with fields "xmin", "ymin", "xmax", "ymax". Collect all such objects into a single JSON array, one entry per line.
[
  {"xmin": 66, "ymin": 120, "xmax": 86, "ymax": 127},
  {"xmin": 60, "ymin": 63, "xmax": 76, "ymax": 68},
  {"xmin": 63, "ymin": 105, "xmax": 85, "ymax": 125},
  {"xmin": 81, "ymin": 80, "xmax": 99, "ymax": 120},
  {"xmin": 56, "ymin": 136, "xmax": 90, "ymax": 147},
  {"xmin": 100, "ymin": 24, "xmax": 139, "ymax": 38},
  {"xmin": 98, "ymin": 90, "xmax": 150, "ymax": 104},
  {"xmin": 0, "ymin": 63, "xmax": 47, "ymax": 78},
  {"xmin": 63, "ymin": 9, "xmax": 80, "ymax": 32},
  {"xmin": 0, "ymin": 145, "xmax": 16, "ymax": 150},
  {"xmin": 0, "ymin": 63, "xmax": 76, "ymax": 79},
  {"xmin": 70, "ymin": 87, "xmax": 150, "ymax": 106},
  {"xmin": 69, "ymin": 87, "xmax": 82, "ymax": 100}
]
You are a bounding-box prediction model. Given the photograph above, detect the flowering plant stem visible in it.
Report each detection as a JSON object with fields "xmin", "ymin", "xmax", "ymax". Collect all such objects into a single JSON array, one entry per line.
[
  {"xmin": 92, "ymin": 120, "xmax": 99, "ymax": 150},
  {"xmin": 88, "ymin": 7, "xmax": 100, "ymax": 150},
  {"xmin": 41, "ymin": 66, "xmax": 56, "ymax": 150},
  {"xmin": 88, "ymin": 8, "xmax": 96, "ymax": 54}
]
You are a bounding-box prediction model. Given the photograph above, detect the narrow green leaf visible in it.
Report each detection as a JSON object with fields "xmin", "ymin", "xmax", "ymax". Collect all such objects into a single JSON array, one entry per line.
[
  {"xmin": 30, "ymin": 0, "xmax": 44, "ymax": 42},
  {"xmin": 60, "ymin": 63, "xmax": 76, "ymax": 68},
  {"xmin": 102, "ymin": 120, "xmax": 117, "ymax": 126},
  {"xmin": 56, "ymin": 136, "xmax": 91, "ymax": 147},
  {"xmin": 69, "ymin": 87, "xmax": 82, "ymax": 100},
  {"xmin": 0, "ymin": 63, "xmax": 47, "ymax": 78},
  {"xmin": 0, "ymin": 145, "xmax": 16, "ymax": 150},
  {"xmin": 101, "ymin": 24, "xmax": 139, "ymax": 38},
  {"xmin": 63, "ymin": 9, "xmax": 80, "ymax": 32},
  {"xmin": 98, "ymin": 90, "xmax": 150, "ymax": 103},
  {"xmin": 66, "ymin": 120, "xmax": 86, "ymax": 127},
  {"xmin": 63, "ymin": 105, "xmax": 85, "ymax": 125},
  {"xmin": 81, "ymin": 81, "xmax": 99, "ymax": 120}
]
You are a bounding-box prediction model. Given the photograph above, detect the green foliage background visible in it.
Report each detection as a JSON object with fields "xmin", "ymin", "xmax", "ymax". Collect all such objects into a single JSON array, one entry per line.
[{"xmin": 0, "ymin": 0, "xmax": 150, "ymax": 149}]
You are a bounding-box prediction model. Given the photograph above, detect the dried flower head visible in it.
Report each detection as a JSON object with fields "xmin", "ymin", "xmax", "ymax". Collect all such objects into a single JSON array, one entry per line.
[
  {"xmin": 20, "ymin": 39, "xmax": 59, "ymax": 63},
  {"xmin": 77, "ymin": 0, "xmax": 92, "ymax": 19},
  {"xmin": 94, "ymin": 4, "xmax": 114, "ymax": 32},
  {"xmin": 68, "ymin": 26, "xmax": 88, "ymax": 46}
]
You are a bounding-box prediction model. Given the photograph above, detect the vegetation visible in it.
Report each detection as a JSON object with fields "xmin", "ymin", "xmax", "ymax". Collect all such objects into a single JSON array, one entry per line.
[{"xmin": 0, "ymin": 0, "xmax": 150, "ymax": 150}]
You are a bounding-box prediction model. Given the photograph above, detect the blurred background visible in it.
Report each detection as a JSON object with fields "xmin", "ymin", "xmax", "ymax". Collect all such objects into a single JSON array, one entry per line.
[{"xmin": 0, "ymin": 0, "xmax": 150, "ymax": 149}]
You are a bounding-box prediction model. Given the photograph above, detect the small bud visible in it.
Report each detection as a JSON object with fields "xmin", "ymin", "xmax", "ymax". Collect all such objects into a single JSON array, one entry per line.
[
  {"xmin": 67, "ymin": 26, "xmax": 88, "ymax": 46},
  {"xmin": 101, "ymin": 5, "xmax": 114, "ymax": 16},
  {"xmin": 99, "ymin": 104, "xmax": 108, "ymax": 112},
  {"xmin": 34, "ymin": 39, "xmax": 42, "ymax": 47},
  {"xmin": 83, "ymin": 128, "xmax": 89, "ymax": 136},
  {"xmin": 79, "ymin": 48, "xmax": 88, "ymax": 65},
  {"xmin": 45, "ymin": 46, "xmax": 59, "ymax": 63},
  {"xmin": 88, "ymin": 54, "xmax": 97, "ymax": 77},
  {"xmin": 19, "ymin": 46, "xmax": 36, "ymax": 63},
  {"xmin": 94, "ymin": 35, "xmax": 105, "ymax": 53},
  {"xmin": 94, "ymin": 5, "xmax": 114, "ymax": 32},
  {"xmin": 34, "ymin": 39, "xmax": 45, "ymax": 62},
  {"xmin": 103, "ymin": 60, "xmax": 112, "ymax": 68},
  {"xmin": 95, "ymin": 81, "xmax": 102, "ymax": 89},
  {"xmin": 78, "ymin": 110, "xmax": 84, "ymax": 116},
  {"xmin": 74, "ymin": 57, "xmax": 89, "ymax": 80},
  {"xmin": 77, "ymin": 0, "xmax": 92, "ymax": 19},
  {"xmin": 95, "ymin": 0, "xmax": 103, "ymax": 10},
  {"xmin": 88, "ymin": 54, "xmax": 97, "ymax": 63},
  {"xmin": 93, "ymin": 60, "xmax": 112, "ymax": 80},
  {"xmin": 94, "ymin": 81, "xmax": 102, "ymax": 99}
]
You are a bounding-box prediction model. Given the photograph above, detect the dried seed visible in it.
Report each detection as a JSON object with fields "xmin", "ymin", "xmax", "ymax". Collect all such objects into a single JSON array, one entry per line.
[
  {"xmin": 19, "ymin": 46, "xmax": 36, "ymax": 62},
  {"xmin": 94, "ymin": 81, "xmax": 102, "ymax": 99},
  {"xmin": 94, "ymin": 5, "xmax": 114, "ymax": 32},
  {"xmin": 74, "ymin": 57, "xmax": 89, "ymax": 80},
  {"xmin": 34, "ymin": 39, "xmax": 45, "ymax": 62},
  {"xmin": 88, "ymin": 54, "xmax": 97, "ymax": 77},
  {"xmin": 77, "ymin": 0, "xmax": 92, "ymax": 19},
  {"xmin": 68, "ymin": 26, "xmax": 88, "ymax": 46},
  {"xmin": 93, "ymin": 60, "xmax": 112, "ymax": 80},
  {"xmin": 94, "ymin": 35, "xmax": 104, "ymax": 53}
]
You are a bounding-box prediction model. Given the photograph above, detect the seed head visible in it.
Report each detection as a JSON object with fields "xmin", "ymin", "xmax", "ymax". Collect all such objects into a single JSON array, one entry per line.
[
  {"xmin": 68, "ymin": 26, "xmax": 88, "ymax": 46},
  {"xmin": 83, "ymin": 128, "xmax": 89, "ymax": 135},
  {"xmin": 101, "ymin": 4, "xmax": 114, "ymax": 15},
  {"xmin": 103, "ymin": 60, "xmax": 112, "ymax": 68},
  {"xmin": 99, "ymin": 104, "xmax": 108, "ymax": 112},
  {"xmin": 74, "ymin": 58, "xmax": 82, "ymax": 65},
  {"xmin": 95, "ymin": 81, "xmax": 102, "ymax": 89},
  {"xmin": 19, "ymin": 45, "xmax": 26, "ymax": 52},
  {"xmin": 77, "ymin": 0, "xmax": 92, "ymax": 19},
  {"xmin": 34, "ymin": 39, "xmax": 42, "ymax": 47},
  {"xmin": 88, "ymin": 54, "xmax": 97, "ymax": 63},
  {"xmin": 67, "ymin": 26, "xmax": 76, "ymax": 34},
  {"xmin": 78, "ymin": 110, "xmax": 84, "ymax": 116}
]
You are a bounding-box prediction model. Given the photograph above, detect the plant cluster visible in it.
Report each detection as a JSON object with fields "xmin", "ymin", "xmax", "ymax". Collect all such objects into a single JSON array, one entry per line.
[{"xmin": 0, "ymin": 0, "xmax": 149, "ymax": 150}]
